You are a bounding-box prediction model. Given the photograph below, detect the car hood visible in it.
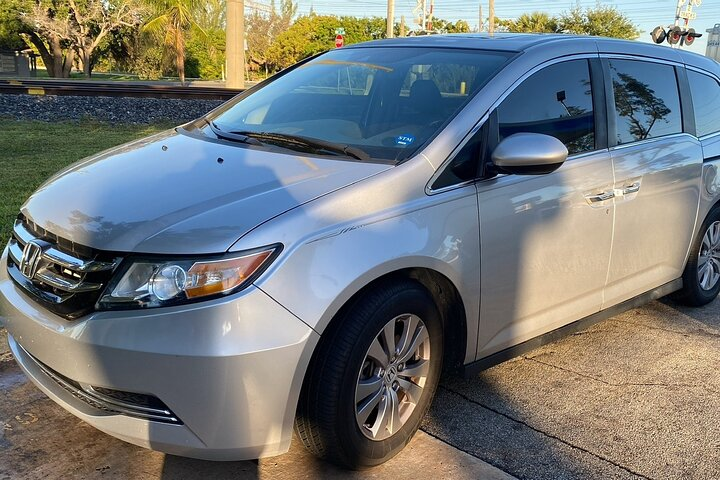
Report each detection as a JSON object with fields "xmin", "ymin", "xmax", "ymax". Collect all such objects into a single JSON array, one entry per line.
[{"xmin": 21, "ymin": 129, "xmax": 391, "ymax": 254}]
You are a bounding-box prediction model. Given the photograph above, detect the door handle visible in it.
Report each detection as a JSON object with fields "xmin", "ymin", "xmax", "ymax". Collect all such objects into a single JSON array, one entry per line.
[
  {"xmin": 623, "ymin": 181, "xmax": 641, "ymax": 195},
  {"xmin": 585, "ymin": 191, "xmax": 615, "ymax": 203}
]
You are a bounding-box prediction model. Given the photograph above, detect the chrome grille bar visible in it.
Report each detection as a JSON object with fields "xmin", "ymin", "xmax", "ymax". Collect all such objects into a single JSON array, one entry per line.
[
  {"xmin": 12, "ymin": 220, "xmax": 118, "ymax": 273},
  {"xmin": 12, "ymin": 219, "xmax": 34, "ymax": 244},
  {"xmin": 43, "ymin": 246, "xmax": 117, "ymax": 273},
  {"xmin": 35, "ymin": 267, "xmax": 103, "ymax": 293},
  {"xmin": 7, "ymin": 239, "xmax": 22, "ymax": 265}
]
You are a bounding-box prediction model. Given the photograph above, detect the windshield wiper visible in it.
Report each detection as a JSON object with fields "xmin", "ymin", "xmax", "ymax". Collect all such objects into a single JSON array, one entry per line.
[
  {"xmin": 229, "ymin": 131, "xmax": 371, "ymax": 162},
  {"xmin": 204, "ymin": 119, "xmax": 263, "ymax": 146}
]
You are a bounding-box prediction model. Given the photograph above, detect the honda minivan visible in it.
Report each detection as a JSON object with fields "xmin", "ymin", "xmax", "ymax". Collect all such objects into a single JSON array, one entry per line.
[{"xmin": 3, "ymin": 34, "xmax": 720, "ymax": 468}]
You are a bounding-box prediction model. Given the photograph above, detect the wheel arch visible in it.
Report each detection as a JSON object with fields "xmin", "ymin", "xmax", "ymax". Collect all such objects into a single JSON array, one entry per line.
[
  {"xmin": 687, "ymin": 197, "xmax": 720, "ymax": 266},
  {"xmin": 312, "ymin": 267, "xmax": 469, "ymax": 376}
]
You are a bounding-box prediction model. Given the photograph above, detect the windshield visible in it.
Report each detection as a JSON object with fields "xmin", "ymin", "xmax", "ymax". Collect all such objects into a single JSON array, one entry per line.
[{"xmin": 207, "ymin": 47, "xmax": 513, "ymax": 163}]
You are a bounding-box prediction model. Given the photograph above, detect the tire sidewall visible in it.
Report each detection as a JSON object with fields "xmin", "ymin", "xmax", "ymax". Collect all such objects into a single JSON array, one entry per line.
[
  {"xmin": 684, "ymin": 209, "xmax": 720, "ymax": 304},
  {"xmin": 335, "ymin": 284, "xmax": 444, "ymax": 468}
]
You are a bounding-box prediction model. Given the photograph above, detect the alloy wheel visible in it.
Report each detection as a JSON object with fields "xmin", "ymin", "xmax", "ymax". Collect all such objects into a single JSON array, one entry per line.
[
  {"xmin": 698, "ymin": 221, "xmax": 720, "ymax": 291},
  {"xmin": 354, "ymin": 313, "xmax": 431, "ymax": 441}
]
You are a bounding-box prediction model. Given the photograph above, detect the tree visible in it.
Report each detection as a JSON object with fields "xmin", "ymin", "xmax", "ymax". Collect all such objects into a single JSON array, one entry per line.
[
  {"xmin": 612, "ymin": 72, "xmax": 670, "ymax": 140},
  {"xmin": 27, "ymin": 0, "xmax": 143, "ymax": 78},
  {"xmin": 0, "ymin": 0, "xmax": 69, "ymax": 77},
  {"xmin": 498, "ymin": 12, "xmax": 558, "ymax": 33},
  {"xmin": 185, "ymin": 28, "xmax": 224, "ymax": 79},
  {"xmin": 195, "ymin": 0, "xmax": 225, "ymax": 31},
  {"xmin": 432, "ymin": 18, "xmax": 471, "ymax": 34},
  {"xmin": 0, "ymin": 0, "xmax": 143, "ymax": 78},
  {"xmin": 0, "ymin": 0, "xmax": 29, "ymax": 51},
  {"xmin": 246, "ymin": 0, "xmax": 296, "ymax": 76},
  {"xmin": 559, "ymin": 4, "xmax": 639, "ymax": 39},
  {"xmin": 143, "ymin": 0, "xmax": 206, "ymax": 84},
  {"xmin": 266, "ymin": 15, "xmax": 386, "ymax": 71}
]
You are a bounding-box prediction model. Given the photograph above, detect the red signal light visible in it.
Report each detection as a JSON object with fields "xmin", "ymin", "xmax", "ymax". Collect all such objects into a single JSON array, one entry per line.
[{"xmin": 668, "ymin": 26, "xmax": 682, "ymax": 45}]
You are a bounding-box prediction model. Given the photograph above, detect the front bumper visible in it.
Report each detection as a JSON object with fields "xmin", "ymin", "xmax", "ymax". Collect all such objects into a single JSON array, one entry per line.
[{"xmin": 0, "ymin": 247, "xmax": 319, "ymax": 461}]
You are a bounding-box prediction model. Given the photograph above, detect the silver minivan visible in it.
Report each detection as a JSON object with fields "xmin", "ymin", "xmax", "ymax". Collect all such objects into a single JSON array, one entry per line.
[{"xmin": 3, "ymin": 34, "xmax": 720, "ymax": 468}]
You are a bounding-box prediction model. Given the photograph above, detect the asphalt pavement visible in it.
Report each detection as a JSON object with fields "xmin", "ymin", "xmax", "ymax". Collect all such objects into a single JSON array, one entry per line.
[{"xmin": 1, "ymin": 295, "xmax": 718, "ymax": 479}]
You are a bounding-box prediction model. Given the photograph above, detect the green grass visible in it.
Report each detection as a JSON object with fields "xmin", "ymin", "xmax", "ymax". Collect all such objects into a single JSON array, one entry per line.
[
  {"xmin": 33, "ymin": 69, "xmax": 154, "ymax": 81},
  {"xmin": 0, "ymin": 120, "xmax": 169, "ymax": 246},
  {"xmin": 31, "ymin": 69, "xmax": 192, "ymax": 82}
]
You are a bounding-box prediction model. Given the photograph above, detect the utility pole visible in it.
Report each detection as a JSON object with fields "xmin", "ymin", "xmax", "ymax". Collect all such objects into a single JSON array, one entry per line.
[
  {"xmin": 488, "ymin": 0, "xmax": 495, "ymax": 35},
  {"xmin": 413, "ymin": 0, "xmax": 426, "ymax": 32},
  {"xmin": 428, "ymin": 0, "xmax": 434, "ymax": 31},
  {"xmin": 479, "ymin": 4, "xmax": 483, "ymax": 32},
  {"xmin": 226, "ymin": 0, "xmax": 245, "ymax": 89},
  {"xmin": 387, "ymin": 0, "xmax": 395, "ymax": 38},
  {"xmin": 400, "ymin": 15, "xmax": 407, "ymax": 37}
]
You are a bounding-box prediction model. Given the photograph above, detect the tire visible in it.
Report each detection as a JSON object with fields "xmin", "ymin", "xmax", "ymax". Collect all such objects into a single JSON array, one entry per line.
[
  {"xmin": 295, "ymin": 280, "xmax": 443, "ymax": 469},
  {"xmin": 675, "ymin": 208, "xmax": 720, "ymax": 306}
]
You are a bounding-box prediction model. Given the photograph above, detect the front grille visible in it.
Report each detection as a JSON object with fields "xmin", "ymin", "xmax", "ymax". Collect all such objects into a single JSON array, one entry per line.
[
  {"xmin": 6, "ymin": 216, "xmax": 121, "ymax": 319},
  {"xmin": 18, "ymin": 342, "xmax": 181, "ymax": 424}
]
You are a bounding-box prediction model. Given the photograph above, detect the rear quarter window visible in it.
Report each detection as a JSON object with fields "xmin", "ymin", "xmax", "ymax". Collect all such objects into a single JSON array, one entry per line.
[{"xmin": 687, "ymin": 70, "xmax": 720, "ymax": 137}]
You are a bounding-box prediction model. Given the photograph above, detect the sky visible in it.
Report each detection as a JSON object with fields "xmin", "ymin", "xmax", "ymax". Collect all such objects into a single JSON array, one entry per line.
[{"xmin": 282, "ymin": 0, "xmax": 720, "ymax": 56}]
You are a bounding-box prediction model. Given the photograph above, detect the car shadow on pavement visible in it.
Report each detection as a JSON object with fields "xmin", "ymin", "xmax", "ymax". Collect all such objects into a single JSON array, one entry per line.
[
  {"xmin": 160, "ymin": 455, "xmax": 260, "ymax": 479},
  {"xmin": 658, "ymin": 296, "xmax": 720, "ymax": 332},
  {"xmin": 422, "ymin": 293, "xmax": 720, "ymax": 480}
]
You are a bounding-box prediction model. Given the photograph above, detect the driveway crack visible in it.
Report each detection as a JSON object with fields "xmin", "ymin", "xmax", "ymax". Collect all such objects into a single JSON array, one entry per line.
[
  {"xmin": 438, "ymin": 385, "xmax": 653, "ymax": 480},
  {"xmin": 610, "ymin": 318, "xmax": 720, "ymax": 340},
  {"xmin": 419, "ymin": 427, "xmax": 516, "ymax": 478},
  {"xmin": 523, "ymin": 356, "xmax": 720, "ymax": 394}
]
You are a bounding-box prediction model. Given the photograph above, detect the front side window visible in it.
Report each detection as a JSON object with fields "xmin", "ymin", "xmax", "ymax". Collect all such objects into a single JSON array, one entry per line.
[
  {"xmin": 609, "ymin": 59, "xmax": 682, "ymax": 145},
  {"xmin": 496, "ymin": 59, "xmax": 595, "ymax": 155},
  {"xmin": 687, "ymin": 70, "xmax": 720, "ymax": 138},
  {"xmin": 208, "ymin": 47, "xmax": 512, "ymax": 163}
]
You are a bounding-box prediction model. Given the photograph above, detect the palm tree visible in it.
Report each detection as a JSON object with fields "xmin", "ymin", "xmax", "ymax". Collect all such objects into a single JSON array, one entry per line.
[{"xmin": 142, "ymin": 0, "xmax": 206, "ymax": 85}]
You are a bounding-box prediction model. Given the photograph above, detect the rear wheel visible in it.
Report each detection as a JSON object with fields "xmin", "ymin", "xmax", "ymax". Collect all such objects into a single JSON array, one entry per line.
[
  {"xmin": 295, "ymin": 280, "xmax": 443, "ymax": 469},
  {"xmin": 675, "ymin": 208, "xmax": 720, "ymax": 306}
]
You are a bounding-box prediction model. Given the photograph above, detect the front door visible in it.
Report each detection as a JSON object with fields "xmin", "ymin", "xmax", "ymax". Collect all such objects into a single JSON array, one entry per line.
[{"xmin": 476, "ymin": 58, "xmax": 615, "ymax": 357}]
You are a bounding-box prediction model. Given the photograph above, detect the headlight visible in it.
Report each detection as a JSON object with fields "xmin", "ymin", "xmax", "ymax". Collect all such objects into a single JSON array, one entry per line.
[{"xmin": 97, "ymin": 245, "xmax": 281, "ymax": 310}]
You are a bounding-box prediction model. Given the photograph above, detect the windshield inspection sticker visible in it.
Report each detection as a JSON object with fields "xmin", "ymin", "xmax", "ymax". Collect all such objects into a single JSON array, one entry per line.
[{"xmin": 395, "ymin": 134, "xmax": 415, "ymax": 146}]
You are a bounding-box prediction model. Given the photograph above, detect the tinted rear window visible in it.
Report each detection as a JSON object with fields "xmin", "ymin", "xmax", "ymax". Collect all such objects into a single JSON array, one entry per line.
[
  {"xmin": 688, "ymin": 70, "xmax": 720, "ymax": 138},
  {"xmin": 609, "ymin": 59, "xmax": 682, "ymax": 145}
]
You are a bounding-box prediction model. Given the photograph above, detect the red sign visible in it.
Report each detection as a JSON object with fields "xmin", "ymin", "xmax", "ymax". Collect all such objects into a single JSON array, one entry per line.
[{"xmin": 335, "ymin": 34, "xmax": 344, "ymax": 48}]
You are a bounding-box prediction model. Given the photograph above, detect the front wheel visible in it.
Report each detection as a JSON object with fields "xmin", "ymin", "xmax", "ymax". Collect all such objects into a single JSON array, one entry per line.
[
  {"xmin": 675, "ymin": 208, "xmax": 720, "ymax": 306},
  {"xmin": 295, "ymin": 280, "xmax": 443, "ymax": 469}
]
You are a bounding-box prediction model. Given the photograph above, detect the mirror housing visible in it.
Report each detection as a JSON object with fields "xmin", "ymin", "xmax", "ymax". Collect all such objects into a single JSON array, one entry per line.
[{"xmin": 491, "ymin": 133, "xmax": 568, "ymax": 175}]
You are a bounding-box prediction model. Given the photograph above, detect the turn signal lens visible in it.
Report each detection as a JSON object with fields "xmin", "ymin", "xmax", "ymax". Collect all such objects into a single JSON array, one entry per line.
[{"xmin": 185, "ymin": 250, "xmax": 273, "ymax": 299}]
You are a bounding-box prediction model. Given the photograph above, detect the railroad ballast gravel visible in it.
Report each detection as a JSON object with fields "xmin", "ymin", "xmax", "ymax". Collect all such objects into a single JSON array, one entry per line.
[{"xmin": 0, "ymin": 93, "xmax": 224, "ymax": 124}]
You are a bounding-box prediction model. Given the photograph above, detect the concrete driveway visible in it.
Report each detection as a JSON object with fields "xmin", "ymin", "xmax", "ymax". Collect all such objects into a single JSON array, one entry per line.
[{"xmin": 1, "ymin": 296, "xmax": 718, "ymax": 479}]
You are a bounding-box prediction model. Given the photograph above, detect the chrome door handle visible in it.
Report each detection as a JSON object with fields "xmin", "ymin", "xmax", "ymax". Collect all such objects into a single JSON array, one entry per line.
[
  {"xmin": 623, "ymin": 182, "xmax": 641, "ymax": 194},
  {"xmin": 585, "ymin": 191, "xmax": 615, "ymax": 203}
]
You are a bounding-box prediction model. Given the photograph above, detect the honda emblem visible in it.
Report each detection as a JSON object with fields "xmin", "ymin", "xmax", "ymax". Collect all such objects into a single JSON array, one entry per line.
[{"xmin": 20, "ymin": 241, "xmax": 43, "ymax": 279}]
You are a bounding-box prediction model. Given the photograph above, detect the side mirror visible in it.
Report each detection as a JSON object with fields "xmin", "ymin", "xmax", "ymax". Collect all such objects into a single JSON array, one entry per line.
[{"xmin": 491, "ymin": 133, "xmax": 568, "ymax": 175}]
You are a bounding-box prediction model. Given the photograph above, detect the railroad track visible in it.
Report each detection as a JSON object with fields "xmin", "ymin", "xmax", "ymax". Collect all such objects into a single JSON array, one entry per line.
[{"xmin": 0, "ymin": 79, "xmax": 243, "ymax": 100}]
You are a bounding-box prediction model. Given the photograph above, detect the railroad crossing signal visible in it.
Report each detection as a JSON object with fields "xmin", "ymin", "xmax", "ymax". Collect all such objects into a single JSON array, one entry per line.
[
  {"xmin": 652, "ymin": 0, "xmax": 703, "ymax": 48},
  {"xmin": 651, "ymin": 25, "xmax": 702, "ymax": 46}
]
